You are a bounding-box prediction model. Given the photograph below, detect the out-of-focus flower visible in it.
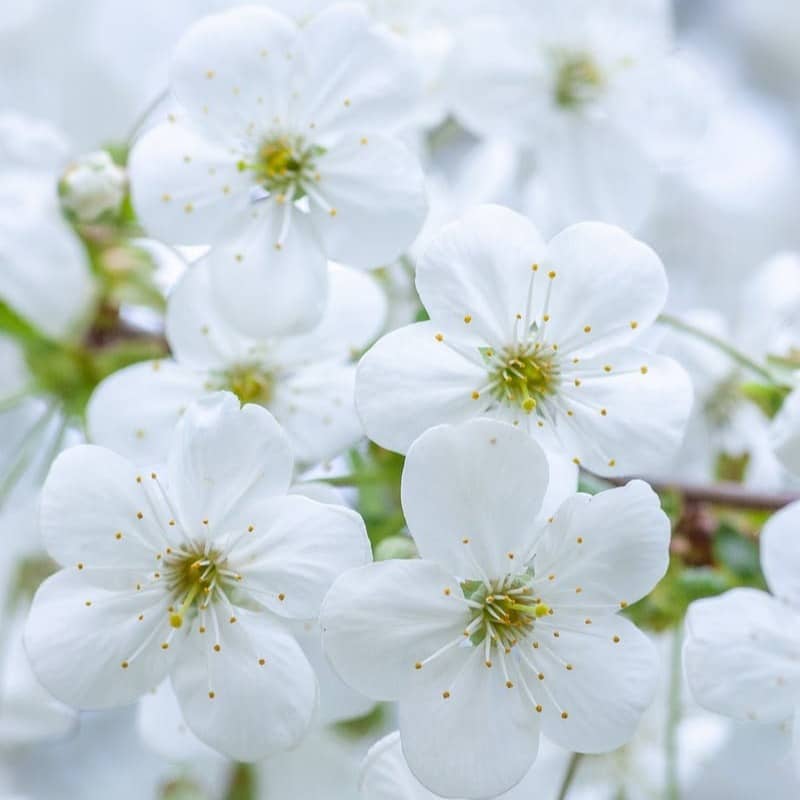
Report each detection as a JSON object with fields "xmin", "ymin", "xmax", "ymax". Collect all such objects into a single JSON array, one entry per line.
[{"xmin": 61, "ymin": 150, "xmax": 127, "ymax": 223}]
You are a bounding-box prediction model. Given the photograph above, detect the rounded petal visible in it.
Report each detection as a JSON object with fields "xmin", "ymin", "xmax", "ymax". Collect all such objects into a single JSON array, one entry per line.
[
  {"xmin": 416, "ymin": 205, "xmax": 547, "ymax": 346},
  {"xmin": 761, "ymin": 501, "xmax": 800, "ymax": 609},
  {"xmin": 360, "ymin": 732, "xmax": 426, "ymax": 800},
  {"xmin": 169, "ymin": 7, "xmax": 297, "ymax": 141},
  {"xmin": 87, "ymin": 360, "xmax": 207, "ymax": 465},
  {"xmin": 520, "ymin": 615, "xmax": 658, "ymax": 753},
  {"xmin": 25, "ymin": 570, "xmax": 175, "ymax": 709},
  {"xmin": 771, "ymin": 388, "xmax": 800, "ymax": 478},
  {"xmin": 166, "ymin": 259, "xmax": 254, "ymax": 368},
  {"xmin": 552, "ymin": 348, "xmax": 693, "ymax": 476},
  {"xmin": 137, "ymin": 679, "xmax": 220, "ymax": 762},
  {"xmin": 321, "ymin": 559, "xmax": 470, "ymax": 701},
  {"xmin": 172, "ymin": 609, "xmax": 317, "ymax": 761},
  {"xmin": 226, "ymin": 494, "xmax": 370, "ymax": 620},
  {"xmin": 533, "ymin": 481, "xmax": 670, "ymax": 608},
  {"xmin": 129, "ymin": 121, "xmax": 252, "ymax": 245},
  {"xmin": 41, "ymin": 444, "xmax": 168, "ymax": 569},
  {"xmin": 293, "ymin": 4, "xmax": 421, "ymax": 137},
  {"xmin": 166, "ymin": 393, "xmax": 293, "ymax": 540},
  {"xmin": 399, "ymin": 647, "xmax": 540, "ymax": 799},
  {"xmin": 355, "ymin": 322, "xmax": 486, "ymax": 454},
  {"xmin": 208, "ymin": 206, "xmax": 329, "ymax": 339},
  {"xmin": 270, "ymin": 363, "xmax": 363, "ymax": 465},
  {"xmin": 308, "ymin": 133, "xmax": 427, "ymax": 269},
  {"xmin": 540, "ymin": 222, "xmax": 667, "ymax": 356},
  {"xmin": 684, "ymin": 588, "xmax": 800, "ymax": 723},
  {"xmin": 401, "ymin": 419, "xmax": 549, "ymax": 579}
]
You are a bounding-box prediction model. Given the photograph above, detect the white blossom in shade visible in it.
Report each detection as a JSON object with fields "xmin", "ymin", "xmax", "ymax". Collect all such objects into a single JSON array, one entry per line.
[
  {"xmin": 61, "ymin": 150, "xmax": 127, "ymax": 222},
  {"xmin": 356, "ymin": 205, "xmax": 692, "ymax": 477},
  {"xmin": 772, "ymin": 390, "xmax": 800, "ymax": 478},
  {"xmin": 444, "ymin": 0, "xmax": 706, "ymax": 230},
  {"xmin": 685, "ymin": 500, "xmax": 800, "ymax": 767},
  {"xmin": 87, "ymin": 262, "xmax": 385, "ymax": 466},
  {"xmin": 321, "ymin": 419, "xmax": 669, "ymax": 799},
  {"xmin": 129, "ymin": 4, "xmax": 427, "ymax": 339},
  {"xmin": 0, "ymin": 111, "xmax": 95, "ymax": 339},
  {"xmin": 24, "ymin": 392, "xmax": 371, "ymax": 762}
]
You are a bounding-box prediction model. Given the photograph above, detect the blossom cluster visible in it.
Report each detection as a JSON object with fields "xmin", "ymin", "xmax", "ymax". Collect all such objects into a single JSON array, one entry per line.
[{"xmin": 2, "ymin": 2, "xmax": 800, "ymax": 799}]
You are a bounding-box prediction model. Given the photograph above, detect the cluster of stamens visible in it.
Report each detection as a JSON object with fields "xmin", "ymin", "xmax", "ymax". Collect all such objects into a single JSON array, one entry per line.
[
  {"xmin": 215, "ymin": 364, "xmax": 275, "ymax": 405},
  {"xmin": 485, "ymin": 343, "xmax": 559, "ymax": 413},
  {"xmin": 553, "ymin": 50, "xmax": 605, "ymax": 109},
  {"xmin": 164, "ymin": 546, "xmax": 232, "ymax": 630},
  {"xmin": 248, "ymin": 135, "xmax": 324, "ymax": 200}
]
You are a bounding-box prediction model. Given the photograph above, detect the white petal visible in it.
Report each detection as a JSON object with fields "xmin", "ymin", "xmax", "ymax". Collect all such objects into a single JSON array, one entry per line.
[
  {"xmin": 136, "ymin": 679, "xmax": 220, "ymax": 763},
  {"xmin": 684, "ymin": 588, "xmax": 800, "ymax": 723},
  {"xmin": 401, "ymin": 419, "xmax": 549, "ymax": 579},
  {"xmin": 87, "ymin": 360, "xmax": 207, "ymax": 465},
  {"xmin": 290, "ymin": 618, "xmax": 374, "ymax": 725},
  {"xmin": 308, "ymin": 133, "xmax": 427, "ymax": 268},
  {"xmin": 771, "ymin": 388, "xmax": 800, "ymax": 478},
  {"xmin": 25, "ymin": 570, "xmax": 175, "ymax": 709},
  {"xmin": 399, "ymin": 647, "xmax": 540, "ymax": 799},
  {"xmin": 540, "ymin": 222, "xmax": 667, "ymax": 356},
  {"xmin": 129, "ymin": 122, "xmax": 253, "ymax": 246},
  {"xmin": 761, "ymin": 501, "xmax": 800, "ymax": 609},
  {"xmin": 320, "ymin": 559, "xmax": 470, "ymax": 701},
  {"xmin": 518, "ymin": 615, "xmax": 658, "ymax": 753},
  {"xmin": 166, "ymin": 393, "xmax": 293, "ymax": 540},
  {"xmin": 360, "ymin": 732, "xmax": 429, "ymax": 800},
  {"xmin": 416, "ymin": 205, "xmax": 547, "ymax": 346},
  {"xmin": 355, "ymin": 322, "xmax": 486, "ymax": 454},
  {"xmin": 270, "ymin": 362, "xmax": 363, "ymax": 465},
  {"xmin": 166, "ymin": 259, "xmax": 254, "ymax": 368},
  {"xmin": 226, "ymin": 494, "xmax": 370, "ymax": 620},
  {"xmin": 169, "ymin": 7, "xmax": 297, "ymax": 141},
  {"xmin": 207, "ymin": 205, "xmax": 329, "ymax": 339},
  {"xmin": 41, "ymin": 444, "xmax": 168, "ymax": 569},
  {"xmin": 171, "ymin": 608, "xmax": 316, "ymax": 761},
  {"xmin": 273, "ymin": 264, "xmax": 387, "ymax": 363},
  {"xmin": 293, "ymin": 4, "xmax": 420, "ymax": 137},
  {"xmin": 533, "ymin": 481, "xmax": 670, "ymax": 609},
  {"xmin": 551, "ymin": 348, "xmax": 692, "ymax": 476}
]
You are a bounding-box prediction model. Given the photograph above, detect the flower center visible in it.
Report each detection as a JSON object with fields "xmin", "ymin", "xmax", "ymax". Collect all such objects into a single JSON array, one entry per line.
[
  {"xmin": 553, "ymin": 51, "xmax": 604, "ymax": 109},
  {"xmin": 248, "ymin": 135, "xmax": 323, "ymax": 198},
  {"xmin": 486, "ymin": 344, "xmax": 559, "ymax": 413},
  {"xmin": 462, "ymin": 575, "xmax": 550, "ymax": 652},
  {"xmin": 224, "ymin": 364, "xmax": 274, "ymax": 405},
  {"xmin": 164, "ymin": 546, "xmax": 231, "ymax": 629}
]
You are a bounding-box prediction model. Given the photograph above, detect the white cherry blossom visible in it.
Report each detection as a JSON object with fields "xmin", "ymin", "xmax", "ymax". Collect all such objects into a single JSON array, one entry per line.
[
  {"xmin": 356, "ymin": 205, "xmax": 692, "ymax": 476},
  {"xmin": 24, "ymin": 392, "xmax": 371, "ymax": 761},
  {"xmin": 684, "ymin": 500, "xmax": 800, "ymax": 768},
  {"xmin": 129, "ymin": 3, "xmax": 427, "ymax": 338},
  {"xmin": 87, "ymin": 262, "xmax": 385, "ymax": 466},
  {"xmin": 321, "ymin": 418, "xmax": 669, "ymax": 798}
]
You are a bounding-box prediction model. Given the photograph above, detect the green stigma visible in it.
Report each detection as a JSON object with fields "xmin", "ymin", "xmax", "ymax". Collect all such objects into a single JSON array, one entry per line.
[
  {"xmin": 165, "ymin": 546, "xmax": 232, "ymax": 629},
  {"xmin": 486, "ymin": 344, "xmax": 559, "ymax": 413},
  {"xmin": 247, "ymin": 135, "xmax": 324, "ymax": 197},
  {"xmin": 214, "ymin": 365, "xmax": 274, "ymax": 406},
  {"xmin": 554, "ymin": 51, "xmax": 604, "ymax": 109}
]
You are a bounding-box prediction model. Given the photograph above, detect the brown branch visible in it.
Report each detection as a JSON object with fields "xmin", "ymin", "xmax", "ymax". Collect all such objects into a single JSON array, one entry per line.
[{"xmin": 602, "ymin": 476, "xmax": 799, "ymax": 511}]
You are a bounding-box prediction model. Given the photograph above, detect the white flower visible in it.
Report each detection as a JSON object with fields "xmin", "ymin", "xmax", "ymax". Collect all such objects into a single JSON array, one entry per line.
[
  {"xmin": 0, "ymin": 111, "xmax": 95, "ymax": 340},
  {"xmin": 321, "ymin": 418, "xmax": 669, "ymax": 799},
  {"xmin": 444, "ymin": 0, "xmax": 705, "ymax": 230},
  {"xmin": 684, "ymin": 499, "xmax": 800, "ymax": 772},
  {"xmin": 129, "ymin": 4, "xmax": 427, "ymax": 338},
  {"xmin": 772, "ymin": 389, "xmax": 800, "ymax": 478},
  {"xmin": 61, "ymin": 150, "xmax": 127, "ymax": 222},
  {"xmin": 24, "ymin": 392, "xmax": 371, "ymax": 761},
  {"xmin": 87, "ymin": 262, "xmax": 385, "ymax": 466},
  {"xmin": 356, "ymin": 205, "xmax": 692, "ymax": 476}
]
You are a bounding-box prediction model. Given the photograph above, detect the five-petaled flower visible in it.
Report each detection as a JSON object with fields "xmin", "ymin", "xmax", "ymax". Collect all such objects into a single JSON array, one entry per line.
[
  {"xmin": 322, "ymin": 418, "xmax": 669, "ymax": 799},
  {"xmin": 24, "ymin": 392, "xmax": 370, "ymax": 761}
]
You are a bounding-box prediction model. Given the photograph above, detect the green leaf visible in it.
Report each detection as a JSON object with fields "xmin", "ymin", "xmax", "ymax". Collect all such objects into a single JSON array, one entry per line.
[{"xmin": 712, "ymin": 522, "xmax": 762, "ymax": 580}]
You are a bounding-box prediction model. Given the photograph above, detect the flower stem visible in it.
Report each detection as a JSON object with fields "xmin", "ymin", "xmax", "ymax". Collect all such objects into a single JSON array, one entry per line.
[
  {"xmin": 665, "ymin": 628, "xmax": 683, "ymax": 800},
  {"xmin": 556, "ymin": 752, "xmax": 582, "ymax": 800},
  {"xmin": 657, "ymin": 313, "xmax": 781, "ymax": 386}
]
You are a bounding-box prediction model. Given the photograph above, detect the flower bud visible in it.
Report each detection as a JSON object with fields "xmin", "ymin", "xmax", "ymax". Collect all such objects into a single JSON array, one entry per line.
[{"xmin": 61, "ymin": 150, "xmax": 126, "ymax": 222}]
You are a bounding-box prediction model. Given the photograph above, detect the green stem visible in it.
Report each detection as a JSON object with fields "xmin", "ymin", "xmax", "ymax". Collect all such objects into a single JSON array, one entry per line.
[
  {"xmin": 556, "ymin": 752, "xmax": 582, "ymax": 800},
  {"xmin": 223, "ymin": 763, "xmax": 257, "ymax": 800},
  {"xmin": 658, "ymin": 313, "xmax": 781, "ymax": 386},
  {"xmin": 665, "ymin": 628, "xmax": 683, "ymax": 800}
]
